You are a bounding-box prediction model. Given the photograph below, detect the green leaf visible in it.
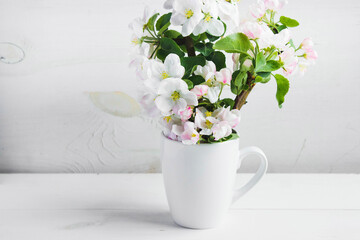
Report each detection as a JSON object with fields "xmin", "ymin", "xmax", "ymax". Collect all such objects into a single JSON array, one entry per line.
[
  {"xmin": 191, "ymin": 33, "xmax": 207, "ymax": 42},
  {"xmin": 158, "ymin": 38, "xmax": 185, "ymax": 61},
  {"xmin": 213, "ymin": 33, "xmax": 252, "ymax": 53},
  {"xmin": 231, "ymin": 70, "xmax": 240, "ymax": 95},
  {"xmin": 235, "ymin": 71, "xmax": 248, "ymax": 89},
  {"xmin": 206, "ymin": 51, "xmax": 226, "ymax": 71},
  {"xmin": 206, "ymin": 33, "xmax": 220, "ymax": 42},
  {"xmin": 274, "ymin": 74, "xmax": 290, "ymax": 108},
  {"xmin": 277, "ymin": 24, "xmax": 287, "ymax": 32},
  {"xmin": 147, "ymin": 13, "xmax": 160, "ymax": 31},
  {"xmin": 156, "ymin": 13, "xmax": 172, "ymax": 31},
  {"xmin": 256, "ymin": 60, "xmax": 282, "ymax": 72},
  {"xmin": 255, "ymin": 74, "xmax": 271, "ymax": 84},
  {"xmin": 194, "ymin": 42, "xmax": 214, "ymax": 57},
  {"xmin": 189, "ymin": 75, "xmax": 205, "ymax": 85},
  {"xmin": 180, "ymin": 56, "xmax": 206, "ymax": 78},
  {"xmin": 280, "ymin": 16, "xmax": 299, "ymax": 28},
  {"xmin": 183, "ymin": 79, "xmax": 194, "ymax": 90},
  {"xmin": 219, "ymin": 98, "xmax": 235, "ymax": 109},
  {"xmin": 164, "ymin": 30, "xmax": 181, "ymax": 39},
  {"xmin": 255, "ymin": 52, "xmax": 266, "ymax": 72}
]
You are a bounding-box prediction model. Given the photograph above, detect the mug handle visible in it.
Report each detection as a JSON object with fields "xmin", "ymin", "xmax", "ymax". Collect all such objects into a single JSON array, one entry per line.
[{"xmin": 232, "ymin": 146, "xmax": 268, "ymax": 204}]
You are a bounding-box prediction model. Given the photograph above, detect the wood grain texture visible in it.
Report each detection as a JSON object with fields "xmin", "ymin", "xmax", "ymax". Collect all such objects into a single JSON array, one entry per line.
[
  {"xmin": 0, "ymin": 0, "xmax": 359, "ymax": 173},
  {"xmin": 0, "ymin": 174, "xmax": 359, "ymax": 239}
]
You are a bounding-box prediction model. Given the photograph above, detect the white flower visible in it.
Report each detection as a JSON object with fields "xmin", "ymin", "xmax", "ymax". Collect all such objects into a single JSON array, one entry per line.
[
  {"xmin": 140, "ymin": 92, "xmax": 160, "ymax": 117},
  {"xmin": 163, "ymin": 0, "xmax": 174, "ymax": 9},
  {"xmin": 195, "ymin": 107, "xmax": 241, "ymax": 140},
  {"xmin": 213, "ymin": 107, "xmax": 241, "ymax": 128},
  {"xmin": 241, "ymin": 21, "xmax": 263, "ymax": 39},
  {"xmin": 194, "ymin": 61, "xmax": 230, "ymax": 103},
  {"xmin": 144, "ymin": 54, "xmax": 185, "ymax": 92},
  {"xmin": 264, "ymin": 0, "xmax": 288, "ymax": 11},
  {"xmin": 129, "ymin": 7, "xmax": 154, "ymax": 38},
  {"xmin": 193, "ymin": 0, "xmax": 225, "ymax": 36},
  {"xmin": 215, "ymin": 0, "xmax": 240, "ymax": 32},
  {"xmin": 279, "ymin": 46, "xmax": 298, "ymax": 76},
  {"xmin": 191, "ymin": 85, "xmax": 209, "ymax": 98},
  {"xmin": 212, "ymin": 121, "xmax": 232, "ymax": 140},
  {"xmin": 161, "ymin": 115, "xmax": 182, "ymax": 140},
  {"xmin": 272, "ymin": 29, "xmax": 291, "ymax": 50},
  {"xmin": 155, "ymin": 78, "xmax": 198, "ymax": 116},
  {"xmin": 215, "ymin": 68, "xmax": 232, "ymax": 85},
  {"xmin": 129, "ymin": 55, "xmax": 151, "ymax": 81},
  {"xmin": 172, "ymin": 121, "xmax": 200, "ymax": 145},
  {"xmin": 170, "ymin": 0, "xmax": 203, "ymax": 36},
  {"xmin": 179, "ymin": 106, "xmax": 193, "ymax": 121},
  {"xmin": 195, "ymin": 107, "xmax": 220, "ymax": 135},
  {"xmin": 249, "ymin": 0, "xmax": 266, "ymax": 19}
]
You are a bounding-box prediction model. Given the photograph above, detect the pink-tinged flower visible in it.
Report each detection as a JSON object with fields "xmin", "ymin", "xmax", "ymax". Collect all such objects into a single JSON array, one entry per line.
[
  {"xmin": 161, "ymin": 115, "xmax": 182, "ymax": 141},
  {"xmin": 140, "ymin": 92, "xmax": 160, "ymax": 117},
  {"xmin": 213, "ymin": 107, "xmax": 241, "ymax": 128},
  {"xmin": 212, "ymin": 121, "xmax": 232, "ymax": 141},
  {"xmin": 172, "ymin": 122, "xmax": 200, "ymax": 145},
  {"xmin": 304, "ymin": 48, "xmax": 318, "ymax": 62},
  {"xmin": 300, "ymin": 37, "xmax": 314, "ymax": 50},
  {"xmin": 249, "ymin": 0, "xmax": 266, "ymax": 19},
  {"xmin": 179, "ymin": 106, "xmax": 193, "ymax": 121},
  {"xmin": 191, "ymin": 85, "xmax": 209, "ymax": 98},
  {"xmin": 279, "ymin": 46, "xmax": 298, "ymax": 76},
  {"xmin": 242, "ymin": 21, "xmax": 263, "ymax": 39},
  {"xmin": 155, "ymin": 78, "xmax": 198, "ymax": 116},
  {"xmin": 215, "ymin": 68, "xmax": 232, "ymax": 84},
  {"xmin": 264, "ymin": 0, "xmax": 288, "ymax": 11}
]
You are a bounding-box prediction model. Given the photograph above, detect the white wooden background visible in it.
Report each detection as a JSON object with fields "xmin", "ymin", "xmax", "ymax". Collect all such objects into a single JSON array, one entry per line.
[{"xmin": 0, "ymin": 0, "xmax": 359, "ymax": 173}]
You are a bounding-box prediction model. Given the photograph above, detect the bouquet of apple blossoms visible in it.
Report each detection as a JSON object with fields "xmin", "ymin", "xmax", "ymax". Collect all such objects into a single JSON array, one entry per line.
[{"xmin": 129, "ymin": 0, "xmax": 317, "ymax": 145}]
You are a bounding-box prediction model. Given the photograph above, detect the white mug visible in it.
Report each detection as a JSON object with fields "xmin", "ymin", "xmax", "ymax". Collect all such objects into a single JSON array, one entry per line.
[{"xmin": 161, "ymin": 134, "xmax": 268, "ymax": 229}]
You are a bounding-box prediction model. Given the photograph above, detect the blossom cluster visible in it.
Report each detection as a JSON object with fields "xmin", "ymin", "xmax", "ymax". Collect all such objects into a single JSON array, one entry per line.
[{"xmin": 129, "ymin": 0, "xmax": 317, "ymax": 145}]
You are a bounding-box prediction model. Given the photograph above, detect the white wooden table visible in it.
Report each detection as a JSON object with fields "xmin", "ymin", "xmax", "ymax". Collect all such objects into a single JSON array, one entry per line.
[{"xmin": 0, "ymin": 174, "xmax": 359, "ymax": 239}]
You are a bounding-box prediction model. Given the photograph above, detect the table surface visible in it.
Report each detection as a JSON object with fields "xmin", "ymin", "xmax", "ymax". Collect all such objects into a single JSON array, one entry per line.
[{"xmin": 0, "ymin": 174, "xmax": 360, "ymax": 240}]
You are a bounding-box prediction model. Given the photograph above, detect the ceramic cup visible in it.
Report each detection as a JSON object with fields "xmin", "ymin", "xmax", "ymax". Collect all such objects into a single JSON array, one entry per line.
[{"xmin": 161, "ymin": 134, "xmax": 268, "ymax": 229}]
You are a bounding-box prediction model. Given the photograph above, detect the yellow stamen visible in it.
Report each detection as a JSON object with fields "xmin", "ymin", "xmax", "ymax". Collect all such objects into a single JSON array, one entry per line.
[
  {"xmin": 164, "ymin": 116, "xmax": 172, "ymax": 123},
  {"xmin": 161, "ymin": 71, "xmax": 169, "ymax": 79},
  {"xmin": 191, "ymin": 133, "xmax": 197, "ymax": 138},
  {"xmin": 171, "ymin": 91, "xmax": 181, "ymax": 101},
  {"xmin": 204, "ymin": 12, "xmax": 212, "ymax": 22},
  {"xmin": 185, "ymin": 9, "xmax": 194, "ymax": 19},
  {"xmin": 205, "ymin": 120, "xmax": 213, "ymax": 128},
  {"xmin": 131, "ymin": 37, "xmax": 140, "ymax": 45},
  {"xmin": 205, "ymin": 111, "xmax": 212, "ymax": 117}
]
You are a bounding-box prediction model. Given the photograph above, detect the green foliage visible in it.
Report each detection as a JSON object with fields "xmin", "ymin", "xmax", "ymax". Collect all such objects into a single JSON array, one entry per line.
[
  {"xmin": 277, "ymin": 24, "xmax": 287, "ymax": 32},
  {"xmin": 206, "ymin": 32, "xmax": 220, "ymax": 42},
  {"xmin": 255, "ymin": 52, "xmax": 266, "ymax": 72},
  {"xmin": 164, "ymin": 30, "xmax": 181, "ymax": 39},
  {"xmin": 231, "ymin": 71, "xmax": 248, "ymax": 95},
  {"xmin": 147, "ymin": 13, "xmax": 160, "ymax": 32},
  {"xmin": 280, "ymin": 16, "xmax": 300, "ymax": 28},
  {"xmin": 274, "ymin": 74, "xmax": 290, "ymax": 108},
  {"xmin": 219, "ymin": 98, "xmax": 235, "ymax": 109},
  {"xmin": 203, "ymin": 132, "xmax": 239, "ymax": 144},
  {"xmin": 183, "ymin": 79, "xmax": 194, "ymax": 90},
  {"xmin": 194, "ymin": 42, "xmax": 214, "ymax": 57},
  {"xmin": 213, "ymin": 33, "xmax": 252, "ymax": 54},
  {"xmin": 157, "ymin": 38, "xmax": 185, "ymax": 61},
  {"xmin": 156, "ymin": 13, "xmax": 172, "ymax": 31},
  {"xmin": 189, "ymin": 75, "xmax": 205, "ymax": 85},
  {"xmin": 255, "ymin": 72, "xmax": 271, "ymax": 83},
  {"xmin": 206, "ymin": 51, "xmax": 226, "ymax": 71},
  {"xmin": 180, "ymin": 56, "xmax": 206, "ymax": 78},
  {"xmin": 256, "ymin": 60, "xmax": 282, "ymax": 73}
]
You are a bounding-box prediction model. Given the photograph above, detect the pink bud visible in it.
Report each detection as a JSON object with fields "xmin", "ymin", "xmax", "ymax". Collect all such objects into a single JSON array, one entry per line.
[{"xmin": 191, "ymin": 85, "xmax": 209, "ymax": 98}]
